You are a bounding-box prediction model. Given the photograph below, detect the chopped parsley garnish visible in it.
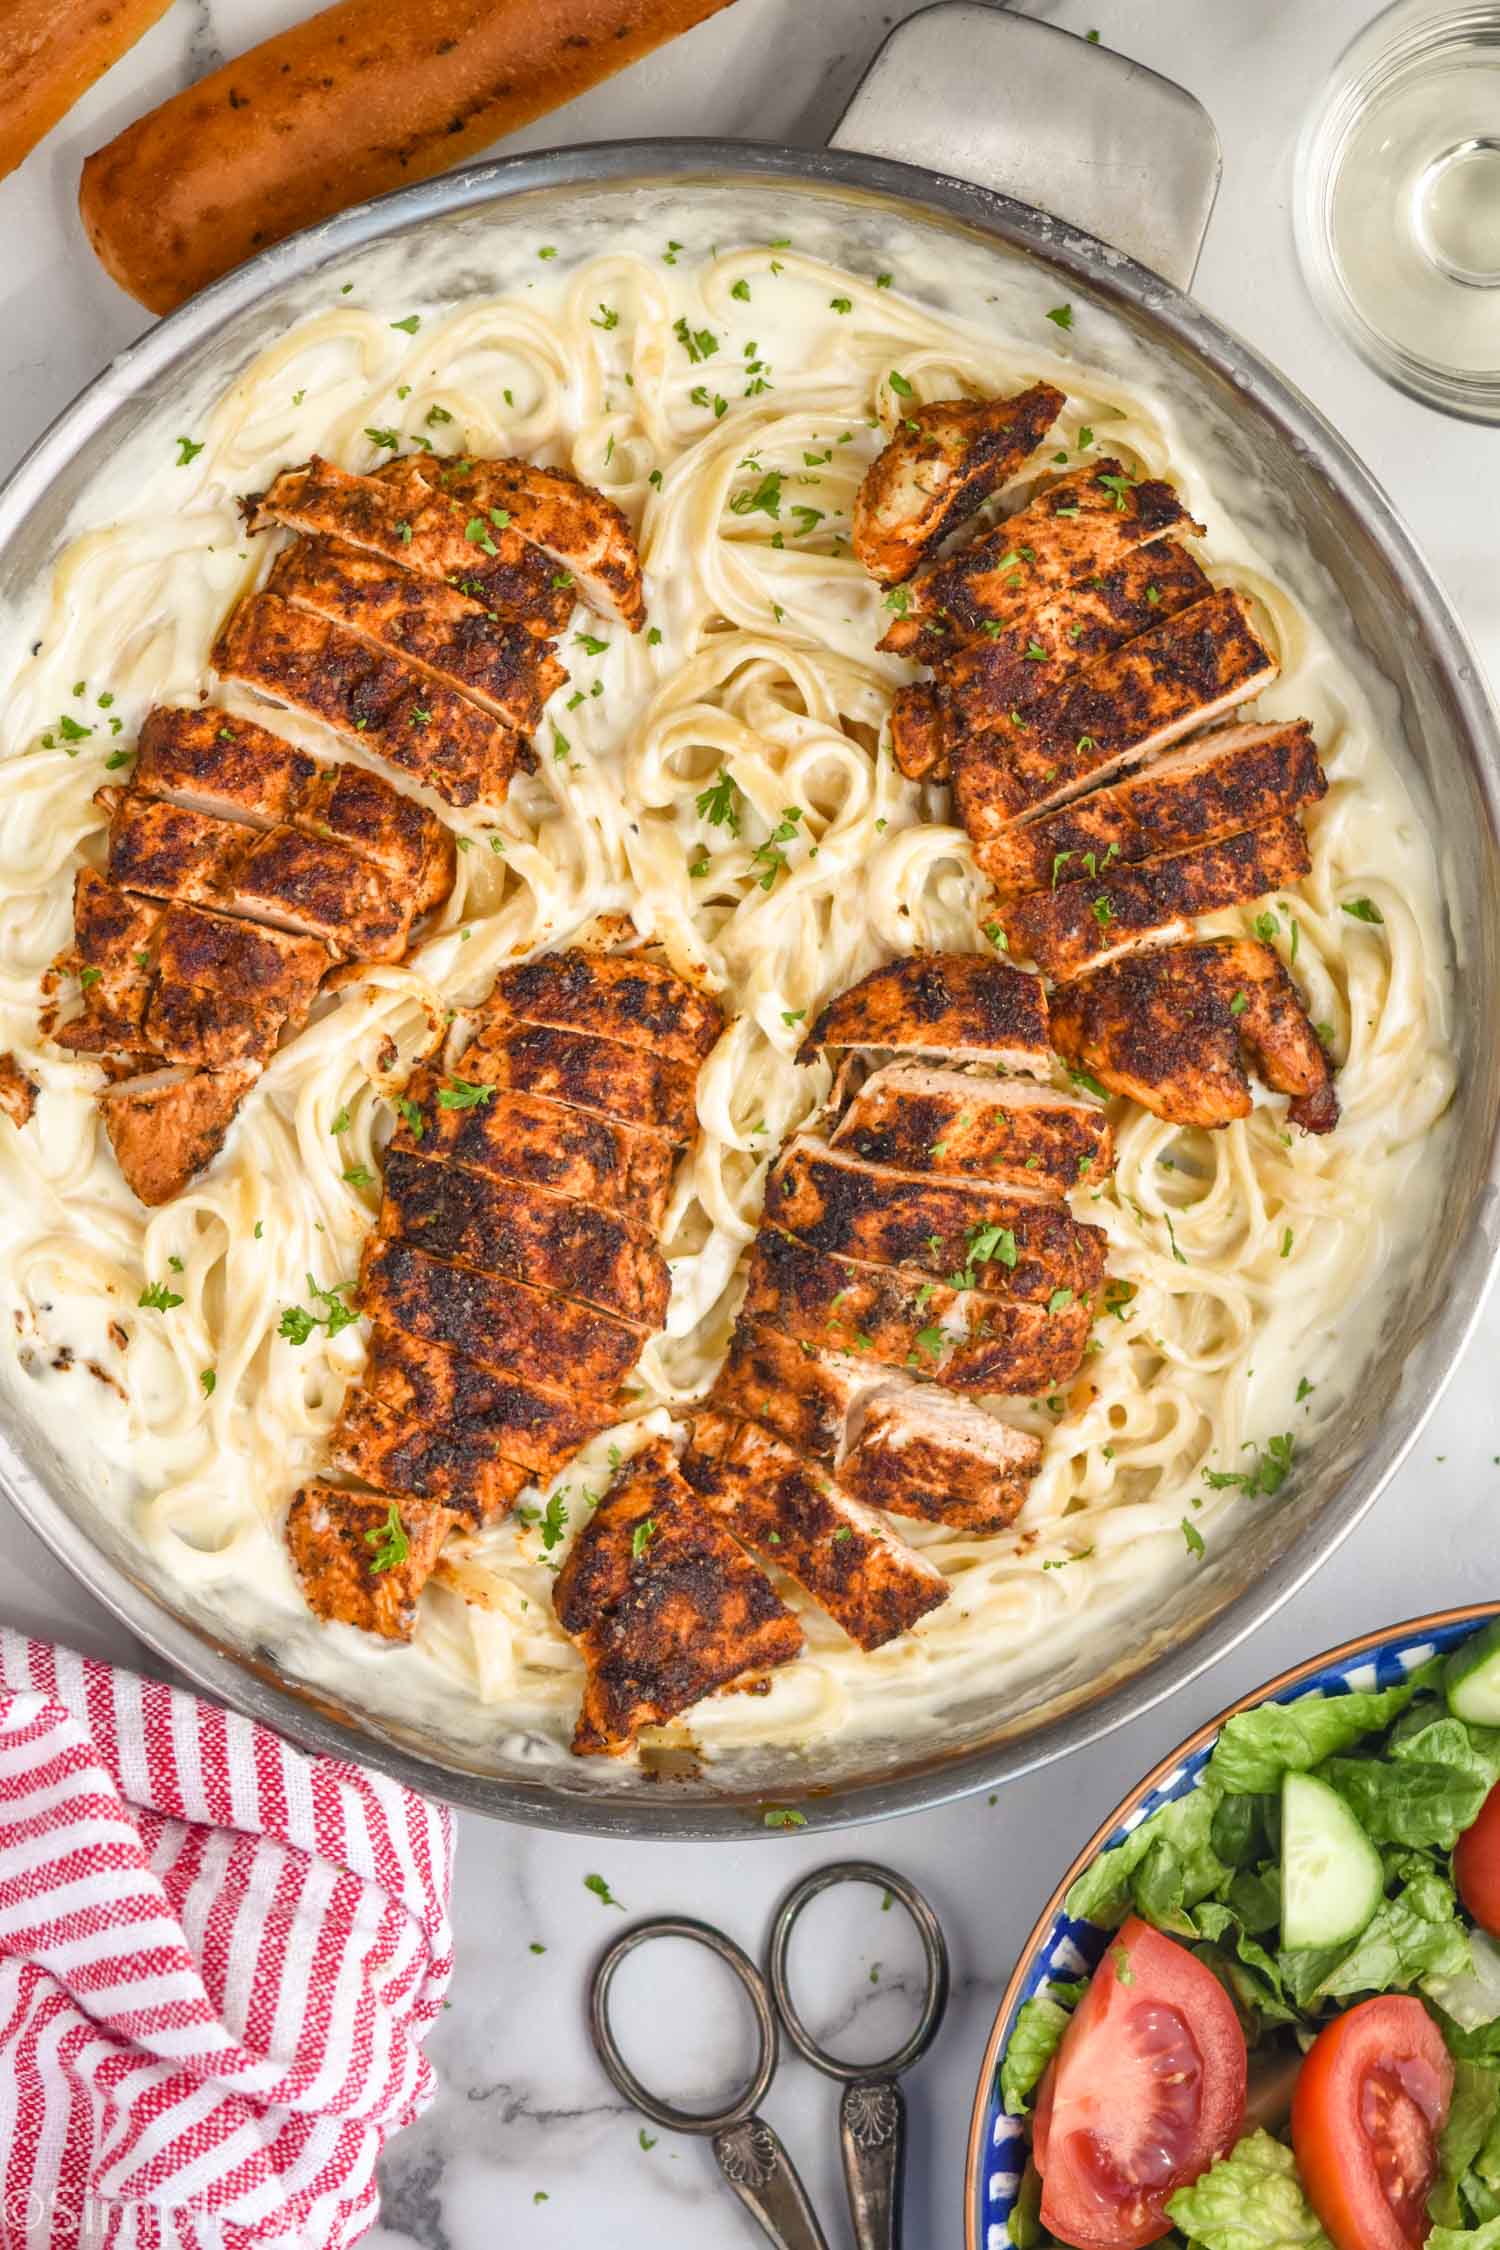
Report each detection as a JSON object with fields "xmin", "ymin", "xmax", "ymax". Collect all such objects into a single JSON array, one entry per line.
[
  {"xmin": 390, "ymin": 313, "xmax": 421, "ymax": 334},
  {"xmin": 199, "ymin": 1369, "xmax": 216, "ymax": 1397},
  {"xmin": 539, "ymin": 1491, "xmax": 570, "ymax": 1551},
  {"xmin": 1253, "ymin": 910, "xmax": 1280, "ymax": 941},
  {"xmin": 751, "ymin": 806, "xmax": 803, "ymax": 890},
  {"xmin": 437, "ymin": 1077, "xmax": 495, "ymax": 1110},
  {"xmin": 672, "ymin": 316, "xmax": 719, "ymax": 363},
  {"xmin": 591, "ymin": 303, "xmax": 619, "ymax": 330},
  {"xmin": 342, "ymin": 1165, "xmax": 375, "ymax": 1189},
  {"xmin": 426, "ymin": 403, "xmax": 453, "ymax": 426},
  {"xmin": 913, "ymin": 1324, "xmax": 945, "ymax": 1361},
  {"xmin": 728, "ymin": 469, "xmax": 783, "ymax": 519},
  {"xmin": 137, "ymin": 1281, "xmax": 182, "ymax": 1312},
  {"xmin": 695, "ymin": 769, "xmax": 741, "ymax": 833},
  {"xmin": 584, "ymin": 1872, "xmax": 624, "ymax": 1908},
  {"xmin": 830, "ymin": 296, "xmax": 852, "ymax": 314},
  {"xmin": 1281, "ymin": 1225, "xmax": 1294, "ymax": 1258},
  {"xmin": 1202, "ymin": 1432, "xmax": 1295, "ymax": 1497},
  {"xmin": 464, "ymin": 515, "xmax": 498, "ymax": 555},
  {"xmin": 278, "ymin": 1274, "xmax": 358, "ymax": 1346},
  {"xmin": 887, "ymin": 370, "xmax": 914, "ymax": 397},
  {"xmin": 731, "ymin": 277, "xmax": 752, "ymax": 301},
  {"xmin": 363, "ymin": 426, "xmax": 401, "ymax": 451},
  {"xmin": 574, "ymin": 631, "xmax": 609, "ymax": 656},
  {"xmin": 1091, "ymin": 895, "xmax": 1114, "ymax": 927},
  {"xmin": 1182, "ymin": 1518, "xmax": 1206, "ymax": 1558},
  {"xmin": 763, "ymin": 1808, "xmax": 807, "ymax": 1829},
  {"xmin": 1046, "ymin": 304, "xmax": 1074, "ymax": 330},
  {"xmin": 329, "ymin": 1105, "xmax": 351, "ymax": 1135},
  {"xmin": 174, "ymin": 437, "xmax": 204, "ymax": 466},
  {"xmin": 1098, "ymin": 471, "xmax": 1136, "ymax": 509},
  {"xmin": 1047, "ymin": 1286, "xmax": 1075, "ymax": 1315},
  {"xmin": 394, "ymin": 1093, "xmax": 424, "ymax": 1140},
  {"xmin": 1342, "ymin": 895, "xmax": 1384, "ymax": 924},
  {"xmin": 362, "ymin": 1504, "xmax": 410, "ymax": 1575},
  {"xmin": 1228, "ymin": 989, "xmax": 1248, "ymax": 1016},
  {"xmin": 884, "ymin": 584, "xmax": 911, "ymax": 615}
]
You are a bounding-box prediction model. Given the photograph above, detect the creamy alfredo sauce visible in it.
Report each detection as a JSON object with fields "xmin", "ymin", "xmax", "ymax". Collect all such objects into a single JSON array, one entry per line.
[{"xmin": 0, "ymin": 187, "xmax": 1456, "ymax": 1779}]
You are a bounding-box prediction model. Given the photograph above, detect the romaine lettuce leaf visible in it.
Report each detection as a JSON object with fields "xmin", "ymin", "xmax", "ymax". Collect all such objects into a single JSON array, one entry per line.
[
  {"xmin": 1428, "ymin": 2219, "xmax": 1500, "ymax": 2249},
  {"xmin": 1063, "ymin": 1787, "xmax": 1227, "ymax": 1928},
  {"xmin": 1206, "ymin": 1676, "xmax": 1429, "ymax": 1796},
  {"xmin": 1280, "ymin": 1880, "xmax": 1470, "ymax": 2008},
  {"xmin": 999, "ymin": 1982, "xmax": 1084, "ymax": 2115},
  {"xmin": 1434, "ymin": 2063, "xmax": 1500, "ymax": 2227},
  {"xmin": 1165, "ymin": 2130, "xmax": 1332, "ymax": 2249},
  {"xmin": 1321, "ymin": 1748, "xmax": 1493, "ymax": 1850}
]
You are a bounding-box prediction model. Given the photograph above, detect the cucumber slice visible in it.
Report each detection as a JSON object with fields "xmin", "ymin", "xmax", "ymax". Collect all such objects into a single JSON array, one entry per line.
[
  {"xmin": 1446, "ymin": 1619, "xmax": 1500, "ymax": 1726},
  {"xmin": 1281, "ymin": 1772, "xmax": 1383, "ymax": 1950}
]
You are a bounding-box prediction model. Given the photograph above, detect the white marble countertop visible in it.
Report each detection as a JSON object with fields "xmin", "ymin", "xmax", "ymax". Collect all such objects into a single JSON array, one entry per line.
[{"xmin": 3, "ymin": 0, "xmax": 1498, "ymax": 2242}]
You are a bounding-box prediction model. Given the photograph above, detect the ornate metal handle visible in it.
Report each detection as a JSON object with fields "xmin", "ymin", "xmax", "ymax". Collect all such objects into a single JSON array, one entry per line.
[
  {"xmin": 712, "ymin": 2115, "xmax": 831, "ymax": 2250},
  {"xmin": 840, "ymin": 2076, "xmax": 906, "ymax": 2250}
]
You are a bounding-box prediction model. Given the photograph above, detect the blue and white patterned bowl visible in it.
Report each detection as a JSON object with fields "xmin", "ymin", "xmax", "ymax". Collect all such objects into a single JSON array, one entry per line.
[{"xmin": 964, "ymin": 1604, "xmax": 1500, "ymax": 2250}]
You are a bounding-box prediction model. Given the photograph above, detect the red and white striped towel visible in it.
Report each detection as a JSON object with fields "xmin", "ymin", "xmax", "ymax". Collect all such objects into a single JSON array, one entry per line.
[{"xmin": 0, "ymin": 1632, "xmax": 453, "ymax": 2249}]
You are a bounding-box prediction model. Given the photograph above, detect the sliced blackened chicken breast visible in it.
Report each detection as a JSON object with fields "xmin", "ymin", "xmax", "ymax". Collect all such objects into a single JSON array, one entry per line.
[
  {"xmin": 56, "ymin": 871, "xmax": 163, "ymax": 1055},
  {"xmin": 710, "ymin": 1321, "xmax": 881, "ymax": 1465},
  {"xmin": 248, "ymin": 454, "xmax": 574, "ymax": 634},
  {"xmin": 330, "ymin": 1395, "xmax": 531, "ymax": 1526},
  {"xmin": 378, "ymin": 1149, "xmax": 670, "ymax": 1325},
  {"xmin": 880, "ymin": 458, "xmax": 1203, "ymax": 656},
  {"xmin": 465, "ymin": 1013, "xmax": 701, "ymax": 1142},
  {"xmin": 853, "ymin": 383, "xmax": 1064, "ymax": 585},
  {"xmin": 936, "ymin": 542, "xmax": 1212, "ymax": 729},
  {"xmin": 889, "ymin": 682, "xmax": 949, "ymax": 785},
  {"xmin": 132, "ymin": 704, "xmax": 316, "ymax": 828},
  {"xmin": 432, "ymin": 457, "xmax": 646, "ymax": 631},
  {"xmin": 103, "ymin": 792, "xmax": 243, "ymax": 909},
  {"xmin": 144, "ymin": 903, "xmax": 328, "ymax": 1069},
  {"xmin": 1049, "ymin": 936, "xmax": 1338, "ymax": 1133},
  {"xmin": 1005, "ymin": 816, "xmax": 1312, "ymax": 981},
  {"xmin": 488, "ymin": 951, "xmax": 724, "ymax": 1067},
  {"xmin": 766, "ymin": 1137, "xmax": 1107, "ymax": 1303},
  {"xmin": 213, "ymin": 593, "xmax": 525, "ymax": 809},
  {"xmin": 391, "ymin": 1069, "xmax": 675, "ymax": 1233},
  {"xmin": 954, "ymin": 590, "xmax": 1279, "ymax": 833},
  {"xmin": 286, "ymin": 1480, "xmax": 456, "ymax": 1641},
  {"xmin": 798, "ymin": 952, "xmax": 1050, "ymax": 1073},
  {"xmin": 741, "ymin": 1228, "xmax": 1094, "ymax": 1393},
  {"xmin": 266, "ymin": 535, "xmax": 568, "ymax": 730},
  {"xmin": 840, "ymin": 1384, "xmax": 1041, "ymax": 1534},
  {"xmin": 98, "ymin": 1064, "xmax": 257, "ymax": 1206},
  {"xmin": 339, "ymin": 1324, "xmax": 615, "ymax": 1488},
  {"xmin": 832, "ymin": 1064, "xmax": 1112, "ymax": 1194},
  {"xmin": 555, "ymin": 1438, "xmax": 804, "ymax": 1757},
  {"xmin": 292, "ymin": 759, "xmax": 454, "ymax": 914},
  {"xmin": 978, "ymin": 721, "xmax": 1326, "ymax": 897},
  {"xmin": 358, "ymin": 1237, "xmax": 645, "ymax": 1398},
  {"xmin": 680, "ymin": 1411, "xmax": 949, "ymax": 1650}
]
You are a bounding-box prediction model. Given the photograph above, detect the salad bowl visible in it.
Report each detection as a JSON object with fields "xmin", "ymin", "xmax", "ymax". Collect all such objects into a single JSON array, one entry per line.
[{"xmin": 967, "ymin": 1602, "xmax": 1500, "ymax": 2250}]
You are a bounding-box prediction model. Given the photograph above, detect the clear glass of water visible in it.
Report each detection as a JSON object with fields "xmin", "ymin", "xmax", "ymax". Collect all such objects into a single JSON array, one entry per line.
[{"xmin": 1295, "ymin": 0, "xmax": 1500, "ymax": 421}]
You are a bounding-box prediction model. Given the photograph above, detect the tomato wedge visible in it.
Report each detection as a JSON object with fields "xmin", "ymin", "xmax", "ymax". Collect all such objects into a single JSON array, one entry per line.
[
  {"xmin": 1456, "ymin": 1779, "xmax": 1500, "ymax": 1937},
  {"xmin": 1291, "ymin": 1996, "xmax": 1453, "ymax": 2250},
  {"xmin": 1036, "ymin": 1916, "xmax": 1247, "ymax": 2249}
]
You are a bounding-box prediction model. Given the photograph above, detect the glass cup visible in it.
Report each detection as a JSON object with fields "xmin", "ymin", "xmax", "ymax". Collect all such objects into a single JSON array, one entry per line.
[{"xmin": 1295, "ymin": 0, "xmax": 1500, "ymax": 421}]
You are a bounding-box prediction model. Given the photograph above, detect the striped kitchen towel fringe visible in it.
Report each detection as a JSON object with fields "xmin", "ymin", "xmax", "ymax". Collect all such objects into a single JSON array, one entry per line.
[{"xmin": 0, "ymin": 1631, "xmax": 453, "ymax": 2248}]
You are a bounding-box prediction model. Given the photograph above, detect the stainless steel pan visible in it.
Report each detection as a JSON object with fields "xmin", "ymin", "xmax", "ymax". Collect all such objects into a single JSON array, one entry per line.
[{"xmin": 1, "ymin": 6, "xmax": 1496, "ymax": 1837}]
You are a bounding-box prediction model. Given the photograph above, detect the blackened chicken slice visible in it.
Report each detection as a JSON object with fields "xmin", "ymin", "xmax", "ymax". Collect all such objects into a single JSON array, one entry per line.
[
  {"xmin": 1049, "ymin": 936, "xmax": 1338, "ymax": 1133},
  {"xmin": 379, "ymin": 1148, "xmax": 670, "ymax": 1325},
  {"xmin": 266, "ymin": 535, "xmax": 568, "ymax": 731},
  {"xmin": 709, "ymin": 1321, "xmax": 882, "ymax": 1465},
  {"xmin": 1004, "ymin": 816, "xmax": 1312, "ymax": 982},
  {"xmin": 102, "ymin": 791, "xmax": 245, "ymax": 908},
  {"xmin": 391, "ymin": 1067, "xmax": 676, "ymax": 1234},
  {"xmin": 853, "ymin": 383, "xmax": 1064, "ymax": 585},
  {"xmin": 936, "ymin": 542, "xmax": 1212, "ymax": 729},
  {"xmin": 430, "ymin": 457, "xmax": 646, "ymax": 631},
  {"xmin": 286, "ymin": 1480, "xmax": 456, "ymax": 1641},
  {"xmin": 680, "ymin": 1410, "xmax": 949, "ymax": 1650},
  {"xmin": 952, "ymin": 590, "xmax": 1280, "ymax": 832},
  {"xmin": 292, "ymin": 761, "xmax": 455, "ymax": 915},
  {"xmin": 839, "ymin": 1384, "xmax": 1041, "ymax": 1534},
  {"xmin": 132, "ymin": 704, "xmax": 316, "ymax": 828},
  {"xmin": 488, "ymin": 950, "xmax": 725, "ymax": 1068},
  {"xmin": 889, "ymin": 683, "xmax": 949, "ymax": 785},
  {"xmin": 880, "ymin": 458, "xmax": 1203, "ymax": 656},
  {"xmin": 358, "ymin": 1237, "xmax": 645, "ymax": 1398},
  {"xmin": 466, "ymin": 1013, "xmax": 701, "ymax": 1143},
  {"xmin": 978, "ymin": 721, "xmax": 1327, "ymax": 898},
  {"xmin": 741, "ymin": 1228, "xmax": 1094, "ymax": 1394},
  {"xmin": 766, "ymin": 1136, "xmax": 1107, "ymax": 1302},
  {"xmin": 98, "ymin": 1063, "xmax": 258, "ymax": 1206},
  {"xmin": 832, "ymin": 1064, "xmax": 1113, "ymax": 1194},
  {"xmin": 345, "ymin": 1323, "xmax": 615, "ymax": 1486},
  {"xmin": 554, "ymin": 1437, "xmax": 804, "ymax": 1757},
  {"xmin": 54, "ymin": 870, "xmax": 163, "ymax": 1055},
  {"xmin": 144, "ymin": 902, "xmax": 329, "ymax": 1069},
  {"xmin": 213, "ymin": 592, "xmax": 525, "ymax": 810},
  {"xmin": 228, "ymin": 824, "xmax": 419, "ymax": 961},
  {"xmin": 248, "ymin": 455, "xmax": 574, "ymax": 634},
  {"xmin": 798, "ymin": 951, "xmax": 1051, "ymax": 1074},
  {"xmin": 329, "ymin": 1393, "xmax": 532, "ymax": 1527}
]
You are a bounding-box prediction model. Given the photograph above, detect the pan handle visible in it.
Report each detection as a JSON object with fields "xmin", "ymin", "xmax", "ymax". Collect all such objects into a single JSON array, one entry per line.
[{"xmin": 827, "ymin": 1, "xmax": 1221, "ymax": 292}]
